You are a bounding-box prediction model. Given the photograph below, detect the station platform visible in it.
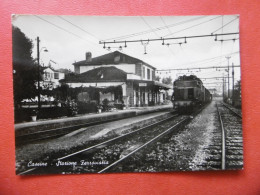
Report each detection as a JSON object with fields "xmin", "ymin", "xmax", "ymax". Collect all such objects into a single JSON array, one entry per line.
[
  {"xmin": 15, "ymin": 104, "xmax": 173, "ymax": 136},
  {"xmin": 15, "ymin": 105, "xmax": 174, "ymax": 163}
]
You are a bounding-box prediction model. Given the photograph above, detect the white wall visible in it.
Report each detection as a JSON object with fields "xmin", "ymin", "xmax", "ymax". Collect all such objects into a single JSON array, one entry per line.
[
  {"xmin": 77, "ymin": 63, "xmax": 155, "ymax": 81},
  {"xmin": 127, "ymin": 74, "xmax": 141, "ymax": 80},
  {"xmin": 42, "ymin": 68, "xmax": 65, "ymax": 89}
]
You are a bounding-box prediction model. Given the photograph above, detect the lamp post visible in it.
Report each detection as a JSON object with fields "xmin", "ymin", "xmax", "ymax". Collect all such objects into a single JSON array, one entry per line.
[{"xmin": 37, "ymin": 37, "xmax": 48, "ymax": 110}]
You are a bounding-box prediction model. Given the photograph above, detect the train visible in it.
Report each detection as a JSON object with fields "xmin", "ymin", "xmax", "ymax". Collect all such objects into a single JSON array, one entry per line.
[{"xmin": 171, "ymin": 75, "xmax": 212, "ymax": 113}]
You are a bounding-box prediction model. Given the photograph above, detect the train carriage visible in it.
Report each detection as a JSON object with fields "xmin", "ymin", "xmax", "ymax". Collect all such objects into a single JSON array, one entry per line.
[{"xmin": 172, "ymin": 75, "xmax": 212, "ymax": 113}]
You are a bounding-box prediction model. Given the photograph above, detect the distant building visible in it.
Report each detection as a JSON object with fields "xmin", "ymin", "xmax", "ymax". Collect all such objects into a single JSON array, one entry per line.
[
  {"xmin": 61, "ymin": 51, "xmax": 171, "ymax": 107},
  {"xmin": 208, "ymin": 88, "xmax": 217, "ymax": 95},
  {"xmin": 41, "ymin": 67, "xmax": 65, "ymax": 90},
  {"xmin": 21, "ymin": 67, "xmax": 66, "ymax": 105}
]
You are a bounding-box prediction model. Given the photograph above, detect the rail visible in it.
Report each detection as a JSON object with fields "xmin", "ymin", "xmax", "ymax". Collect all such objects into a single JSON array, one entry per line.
[
  {"xmin": 216, "ymin": 103, "xmax": 226, "ymax": 170},
  {"xmin": 98, "ymin": 117, "xmax": 189, "ymax": 173},
  {"xmin": 221, "ymin": 102, "xmax": 242, "ymax": 118}
]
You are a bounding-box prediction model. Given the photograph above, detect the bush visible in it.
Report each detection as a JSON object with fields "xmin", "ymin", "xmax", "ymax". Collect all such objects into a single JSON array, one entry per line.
[
  {"xmin": 14, "ymin": 107, "xmax": 69, "ymax": 123},
  {"xmin": 77, "ymin": 101, "xmax": 98, "ymax": 114},
  {"xmin": 65, "ymin": 100, "xmax": 78, "ymax": 116},
  {"xmin": 38, "ymin": 107, "xmax": 69, "ymax": 119},
  {"xmin": 102, "ymin": 99, "xmax": 116, "ymax": 111},
  {"xmin": 114, "ymin": 103, "xmax": 126, "ymax": 110}
]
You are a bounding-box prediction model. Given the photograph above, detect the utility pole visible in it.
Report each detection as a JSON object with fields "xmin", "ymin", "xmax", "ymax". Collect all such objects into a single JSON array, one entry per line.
[
  {"xmin": 36, "ymin": 37, "xmax": 48, "ymax": 110},
  {"xmin": 36, "ymin": 37, "xmax": 41, "ymax": 110},
  {"xmin": 37, "ymin": 37, "xmax": 41, "ymax": 110},
  {"xmin": 222, "ymin": 75, "xmax": 225, "ymax": 101},
  {"xmin": 226, "ymin": 56, "xmax": 231, "ymax": 100},
  {"xmin": 232, "ymin": 63, "xmax": 235, "ymax": 105}
]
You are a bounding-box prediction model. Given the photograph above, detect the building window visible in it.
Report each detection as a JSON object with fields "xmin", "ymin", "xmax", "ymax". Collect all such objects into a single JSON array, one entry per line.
[
  {"xmin": 147, "ymin": 69, "xmax": 150, "ymax": 80},
  {"xmin": 44, "ymin": 72, "xmax": 50, "ymax": 80},
  {"xmin": 54, "ymin": 72, "xmax": 59, "ymax": 79},
  {"xmin": 143, "ymin": 67, "xmax": 145, "ymax": 79}
]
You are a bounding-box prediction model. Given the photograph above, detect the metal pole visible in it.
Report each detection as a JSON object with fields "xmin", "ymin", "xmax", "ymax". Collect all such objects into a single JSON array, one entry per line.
[
  {"xmin": 222, "ymin": 76, "xmax": 225, "ymax": 101},
  {"xmin": 37, "ymin": 37, "xmax": 41, "ymax": 110},
  {"xmin": 232, "ymin": 63, "xmax": 235, "ymax": 105},
  {"xmin": 226, "ymin": 56, "xmax": 231, "ymax": 99}
]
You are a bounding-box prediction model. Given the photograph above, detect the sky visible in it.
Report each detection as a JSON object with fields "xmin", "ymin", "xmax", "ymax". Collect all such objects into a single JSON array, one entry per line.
[{"xmin": 12, "ymin": 15, "xmax": 240, "ymax": 93}]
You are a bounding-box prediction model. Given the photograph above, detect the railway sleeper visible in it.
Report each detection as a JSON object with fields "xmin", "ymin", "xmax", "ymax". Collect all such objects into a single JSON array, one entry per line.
[
  {"xmin": 226, "ymin": 155, "xmax": 243, "ymax": 160},
  {"xmin": 205, "ymin": 155, "xmax": 221, "ymax": 161},
  {"xmin": 226, "ymin": 150, "xmax": 243, "ymax": 155}
]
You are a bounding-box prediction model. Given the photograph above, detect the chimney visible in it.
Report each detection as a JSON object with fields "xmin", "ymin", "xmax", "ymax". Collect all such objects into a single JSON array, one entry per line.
[{"xmin": 85, "ymin": 52, "xmax": 92, "ymax": 62}]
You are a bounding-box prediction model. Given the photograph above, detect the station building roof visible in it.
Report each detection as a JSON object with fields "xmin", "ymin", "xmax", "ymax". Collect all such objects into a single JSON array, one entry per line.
[
  {"xmin": 61, "ymin": 66, "xmax": 127, "ymax": 83},
  {"xmin": 61, "ymin": 66, "xmax": 172, "ymax": 90},
  {"xmin": 73, "ymin": 51, "xmax": 156, "ymax": 70}
]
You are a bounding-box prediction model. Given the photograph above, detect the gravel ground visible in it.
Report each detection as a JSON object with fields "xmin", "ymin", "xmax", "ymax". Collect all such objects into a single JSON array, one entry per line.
[
  {"xmin": 112, "ymin": 101, "xmax": 222, "ymax": 172},
  {"xmin": 188, "ymin": 101, "xmax": 219, "ymax": 170},
  {"xmin": 25, "ymin": 115, "xmax": 186, "ymax": 174}
]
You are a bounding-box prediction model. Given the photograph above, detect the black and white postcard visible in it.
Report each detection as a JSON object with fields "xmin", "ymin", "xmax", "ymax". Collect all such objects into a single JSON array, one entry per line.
[{"xmin": 13, "ymin": 15, "xmax": 242, "ymax": 175}]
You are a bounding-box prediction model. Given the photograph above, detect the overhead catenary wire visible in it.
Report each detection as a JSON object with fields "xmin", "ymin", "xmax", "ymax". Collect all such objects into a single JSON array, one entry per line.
[
  {"xmin": 163, "ymin": 15, "xmax": 222, "ymax": 37},
  {"xmin": 160, "ymin": 16, "xmax": 172, "ymax": 35},
  {"xmin": 157, "ymin": 65, "xmax": 240, "ymax": 71},
  {"xmin": 220, "ymin": 16, "xmax": 224, "ymax": 66},
  {"xmin": 140, "ymin": 16, "xmax": 161, "ymax": 38},
  {"xmin": 102, "ymin": 16, "xmax": 207, "ymax": 41},
  {"xmin": 180, "ymin": 55, "xmax": 238, "ymax": 69},
  {"xmin": 231, "ymin": 26, "xmax": 240, "ymax": 54},
  {"xmin": 34, "ymin": 15, "xmax": 99, "ymax": 47},
  {"xmin": 169, "ymin": 51, "xmax": 239, "ymax": 68},
  {"xmin": 200, "ymin": 77, "xmax": 231, "ymax": 79},
  {"xmin": 57, "ymin": 16, "xmax": 100, "ymax": 41},
  {"xmin": 100, "ymin": 32, "xmax": 239, "ymax": 45},
  {"xmin": 211, "ymin": 16, "xmax": 239, "ymax": 34},
  {"xmin": 140, "ymin": 17, "xmax": 161, "ymax": 55},
  {"xmin": 156, "ymin": 16, "xmax": 177, "ymax": 56},
  {"xmin": 155, "ymin": 51, "xmax": 239, "ymax": 74},
  {"xmin": 35, "ymin": 15, "xmax": 84, "ymax": 39}
]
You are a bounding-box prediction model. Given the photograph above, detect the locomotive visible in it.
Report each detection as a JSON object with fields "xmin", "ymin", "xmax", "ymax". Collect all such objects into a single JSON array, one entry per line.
[{"xmin": 171, "ymin": 75, "xmax": 212, "ymax": 113}]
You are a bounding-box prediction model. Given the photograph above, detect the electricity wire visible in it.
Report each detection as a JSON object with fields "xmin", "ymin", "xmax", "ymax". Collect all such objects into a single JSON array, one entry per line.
[
  {"xmin": 211, "ymin": 16, "xmax": 239, "ymax": 34},
  {"xmin": 163, "ymin": 15, "xmax": 222, "ymax": 37},
  {"xmin": 34, "ymin": 15, "xmax": 98, "ymax": 46},
  {"xmin": 102, "ymin": 16, "xmax": 206, "ymax": 41},
  {"xmin": 57, "ymin": 16, "xmax": 100, "ymax": 41}
]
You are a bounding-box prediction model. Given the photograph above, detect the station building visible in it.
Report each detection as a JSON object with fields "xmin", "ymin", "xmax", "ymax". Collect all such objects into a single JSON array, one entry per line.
[{"xmin": 61, "ymin": 51, "xmax": 171, "ymax": 107}]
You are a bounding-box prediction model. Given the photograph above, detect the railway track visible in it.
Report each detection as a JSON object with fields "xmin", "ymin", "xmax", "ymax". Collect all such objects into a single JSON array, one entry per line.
[
  {"xmin": 199, "ymin": 103, "xmax": 243, "ymax": 170},
  {"xmin": 221, "ymin": 102, "xmax": 242, "ymax": 118},
  {"xmin": 219, "ymin": 103, "xmax": 243, "ymax": 169},
  {"xmin": 16, "ymin": 110, "xmax": 174, "ymax": 146},
  {"xmin": 18, "ymin": 103, "xmax": 213, "ymax": 174},
  {"xmin": 18, "ymin": 113, "xmax": 188, "ymax": 175}
]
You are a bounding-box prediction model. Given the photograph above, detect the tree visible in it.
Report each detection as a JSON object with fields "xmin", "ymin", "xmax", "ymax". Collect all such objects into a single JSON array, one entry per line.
[
  {"xmin": 155, "ymin": 75, "xmax": 161, "ymax": 81},
  {"xmin": 233, "ymin": 80, "xmax": 241, "ymax": 100},
  {"xmin": 162, "ymin": 76, "xmax": 172, "ymax": 85},
  {"xmin": 12, "ymin": 26, "xmax": 39, "ymax": 107}
]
